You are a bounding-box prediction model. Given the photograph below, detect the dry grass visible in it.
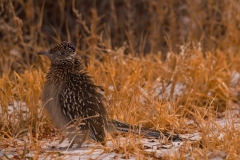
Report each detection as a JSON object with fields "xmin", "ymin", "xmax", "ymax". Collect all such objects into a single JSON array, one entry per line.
[{"xmin": 1, "ymin": 0, "xmax": 240, "ymax": 159}]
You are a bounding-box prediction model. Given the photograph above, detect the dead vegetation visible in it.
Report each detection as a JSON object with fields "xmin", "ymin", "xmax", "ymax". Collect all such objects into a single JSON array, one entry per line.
[{"xmin": 0, "ymin": 0, "xmax": 240, "ymax": 159}]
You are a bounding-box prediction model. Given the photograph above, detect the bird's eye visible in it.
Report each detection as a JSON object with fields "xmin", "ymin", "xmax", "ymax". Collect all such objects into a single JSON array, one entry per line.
[{"xmin": 60, "ymin": 52, "xmax": 65, "ymax": 55}]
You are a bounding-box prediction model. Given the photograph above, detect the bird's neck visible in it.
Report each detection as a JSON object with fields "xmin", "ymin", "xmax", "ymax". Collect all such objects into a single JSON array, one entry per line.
[{"xmin": 46, "ymin": 57, "xmax": 84, "ymax": 83}]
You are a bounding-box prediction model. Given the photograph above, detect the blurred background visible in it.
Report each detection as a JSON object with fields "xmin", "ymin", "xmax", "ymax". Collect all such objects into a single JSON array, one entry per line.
[{"xmin": 1, "ymin": 0, "xmax": 240, "ymax": 71}]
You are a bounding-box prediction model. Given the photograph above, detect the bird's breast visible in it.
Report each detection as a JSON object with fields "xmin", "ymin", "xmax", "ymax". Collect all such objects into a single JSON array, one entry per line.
[{"xmin": 42, "ymin": 80, "xmax": 70, "ymax": 129}]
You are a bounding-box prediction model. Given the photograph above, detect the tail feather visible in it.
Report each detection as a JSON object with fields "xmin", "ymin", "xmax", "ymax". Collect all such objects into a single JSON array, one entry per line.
[{"xmin": 108, "ymin": 119, "xmax": 182, "ymax": 141}]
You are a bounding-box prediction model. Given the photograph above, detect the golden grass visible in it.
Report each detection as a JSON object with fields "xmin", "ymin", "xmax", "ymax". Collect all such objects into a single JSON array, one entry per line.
[
  {"xmin": 1, "ymin": 0, "xmax": 240, "ymax": 159},
  {"xmin": 1, "ymin": 45, "xmax": 240, "ymax": 159}
]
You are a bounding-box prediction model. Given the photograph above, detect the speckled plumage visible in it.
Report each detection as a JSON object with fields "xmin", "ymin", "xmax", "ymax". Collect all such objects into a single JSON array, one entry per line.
[{"xmin": 39, "ymin": 41, "xmax": 108, "ymax": 146}]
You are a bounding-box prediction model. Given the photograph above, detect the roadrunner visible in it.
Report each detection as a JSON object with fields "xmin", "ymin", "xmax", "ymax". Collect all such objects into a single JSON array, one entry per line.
[{"xmin": 38, "ymin": 41, "xmax": 181, "ymax": 147}]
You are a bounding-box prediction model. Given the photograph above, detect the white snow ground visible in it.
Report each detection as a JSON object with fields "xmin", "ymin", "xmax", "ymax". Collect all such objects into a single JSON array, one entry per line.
[{"xmin": 1, "ymin": 114, "xmax": 239, "ymax": 159}]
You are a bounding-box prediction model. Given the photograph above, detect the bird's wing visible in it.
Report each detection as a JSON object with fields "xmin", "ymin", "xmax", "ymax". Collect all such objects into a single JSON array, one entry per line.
[{"xmin": 59, "ymin": 74, "xmax": 108, "ymax": 143}]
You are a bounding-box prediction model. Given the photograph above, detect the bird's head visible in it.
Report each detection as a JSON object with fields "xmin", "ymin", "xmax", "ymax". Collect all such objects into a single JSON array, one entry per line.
[{"xmin": 38, "ymin": 41, "xmax": 77, "ymax": 64}]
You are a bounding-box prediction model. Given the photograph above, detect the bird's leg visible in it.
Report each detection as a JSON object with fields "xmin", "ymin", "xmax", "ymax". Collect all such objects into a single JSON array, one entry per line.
[
  {"xmin": 75, "ymin": 129, "xmax": 90, "ymax": 148},
  {"xmin": 66, "ymin": 129, "xmax": 90, "ymax": 148},
  {"xmin": 50, "ymin": 131, "xmax": 67, "ymax": 149},
  {"xmin": 58, "ymin": 134, "xmax": 67, "ymax": 145}
]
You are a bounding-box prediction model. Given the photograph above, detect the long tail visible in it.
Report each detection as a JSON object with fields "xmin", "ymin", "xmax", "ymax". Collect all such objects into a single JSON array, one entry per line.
[{"xmin": 108, "ymin": 119, "xmax": 182, "ymax": 141}]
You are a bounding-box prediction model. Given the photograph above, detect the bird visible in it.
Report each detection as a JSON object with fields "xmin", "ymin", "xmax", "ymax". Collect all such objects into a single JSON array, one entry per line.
[{"xmin": 38, "ymin": 41, "xmax": 181, "ymax": 148}]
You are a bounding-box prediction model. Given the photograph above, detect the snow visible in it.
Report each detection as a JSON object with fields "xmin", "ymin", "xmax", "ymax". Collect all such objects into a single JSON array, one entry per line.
[
  {"xmin": 2, "ymin": 117, "xmax": 237, "ymax": 159},
  {"xmin": 0, "ymin": 109, "xmax": 239, "ymax": 159},
  {"xmin": 0, "ymin": 136, "xmax": 185, "ymax": 159}
]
